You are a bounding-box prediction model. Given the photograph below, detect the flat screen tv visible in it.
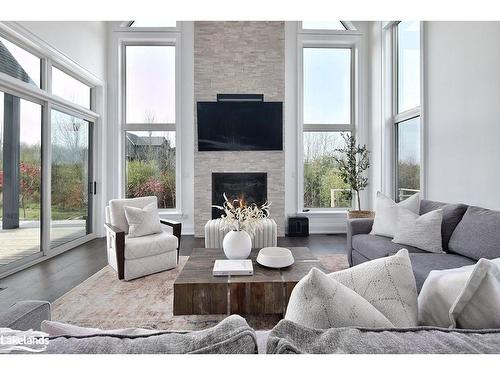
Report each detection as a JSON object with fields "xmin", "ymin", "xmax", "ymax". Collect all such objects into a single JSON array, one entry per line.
[{"xmin": 197, "ymin": 101, "xmax": 283, "ymax": 151}]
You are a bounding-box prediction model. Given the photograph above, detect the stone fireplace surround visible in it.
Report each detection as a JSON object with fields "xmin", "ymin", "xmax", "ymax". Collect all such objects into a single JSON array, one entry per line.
[{"xmin": 193, "ymin": 21, "xmax": 285, "ymax": 237}]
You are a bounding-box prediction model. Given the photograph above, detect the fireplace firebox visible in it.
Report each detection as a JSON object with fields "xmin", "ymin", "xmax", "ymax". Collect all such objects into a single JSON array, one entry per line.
[{"xmin": 211, "ymin": 173, "xmax": 267, "ymax": 219}]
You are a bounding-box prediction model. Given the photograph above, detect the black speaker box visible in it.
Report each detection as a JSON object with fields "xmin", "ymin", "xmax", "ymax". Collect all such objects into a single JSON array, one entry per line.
[{"xmin": 288, "ymin": 217, "xmax": 309, "ymax": 237}]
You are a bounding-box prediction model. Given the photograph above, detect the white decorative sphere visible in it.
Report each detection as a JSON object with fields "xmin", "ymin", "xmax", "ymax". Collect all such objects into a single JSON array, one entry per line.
[{"xmin": 223, "ymin": 230, "xmax": 252, "ymax": 260}]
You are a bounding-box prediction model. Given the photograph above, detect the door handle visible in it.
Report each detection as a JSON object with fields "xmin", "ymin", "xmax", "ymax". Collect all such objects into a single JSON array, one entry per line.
[{"xmin": 89, "ymin": 181, "xmax": 97, "ymax": 195}]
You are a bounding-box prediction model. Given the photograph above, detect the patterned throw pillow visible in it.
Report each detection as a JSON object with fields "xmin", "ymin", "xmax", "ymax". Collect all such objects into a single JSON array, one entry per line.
[
  {"xmin": 328, "ymin": 249, "xmax": 419, "ymax": 327},
  {"xmin": 124, "ymin": 202, "xmax": 162, "ymax": 238},
  {"xmin": 285, "ymin": 249, "xmax": 418, "ymax": 329},
  {"xmin": 285, "ymin": 268, "xmax": 394, "ymax": 329}
]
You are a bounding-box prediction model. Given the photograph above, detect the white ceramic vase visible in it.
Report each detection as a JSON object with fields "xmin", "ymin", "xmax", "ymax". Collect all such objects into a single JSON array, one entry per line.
[{"xmin": 223, "ymin": 230, "xmax": 252, "ymax": 260}]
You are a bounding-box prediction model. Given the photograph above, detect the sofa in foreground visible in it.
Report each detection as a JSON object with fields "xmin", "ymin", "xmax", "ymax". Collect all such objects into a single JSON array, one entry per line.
[
  {"xmin": 347, "ymin": 199, "xmax": 500, "ymax": 291},
  {"xmin": 2, "ymin": 300, "xmax": 500, "ymax": 354}
]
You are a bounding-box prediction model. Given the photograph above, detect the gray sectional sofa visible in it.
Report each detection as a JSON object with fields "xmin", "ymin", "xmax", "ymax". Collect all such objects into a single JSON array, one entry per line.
[
  {"xmin": 2, "ymin": 300, "xmax": 500, "ymax": 354},
  {"xmin": 2, "ymin": 199, "xmax": 500, "ymax": 353},
  {"xmin": 347, "ymin": 199, "xmax": 500, "ymax": 291}
]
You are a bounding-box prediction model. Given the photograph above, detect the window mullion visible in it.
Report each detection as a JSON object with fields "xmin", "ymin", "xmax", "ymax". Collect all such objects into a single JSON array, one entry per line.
[
  {"xmin": 303, "ymin": 124, "xmax": 352, "ymax": 132},
  {"xmin": 125, "ymin": 123, "xmax": 176, "ymax": 132},
  {"xmin": 394, "ymin": 107, "xmax": 421, "ymax": 124}
]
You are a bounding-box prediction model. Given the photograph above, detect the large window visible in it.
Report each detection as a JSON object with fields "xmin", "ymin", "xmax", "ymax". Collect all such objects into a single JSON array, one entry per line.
[
  {"xmin": 301, "ymin": 46, "xmax": 353, "ymax": 209},
  {"xmin": 393, "ymin": 21, "xmax": 421, "ymax": 201},
  {"xmin": 124, "ymin": 44, "xmax": 177, "ymax": 209},
  {"xmin": 0, "ymin": 28, "xmax": 99, "ymax": 271}
]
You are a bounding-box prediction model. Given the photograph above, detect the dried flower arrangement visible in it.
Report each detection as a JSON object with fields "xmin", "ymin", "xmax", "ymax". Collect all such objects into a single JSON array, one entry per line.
[{"xmin": 212, "ymin": 193, "xmax": 271, "ymax": 237}]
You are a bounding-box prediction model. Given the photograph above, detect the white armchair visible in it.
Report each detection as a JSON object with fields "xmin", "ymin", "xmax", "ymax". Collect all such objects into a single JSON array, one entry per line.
[{"xmin": 104, "ymin": 196, "xmax": 181, "ymax": 281}]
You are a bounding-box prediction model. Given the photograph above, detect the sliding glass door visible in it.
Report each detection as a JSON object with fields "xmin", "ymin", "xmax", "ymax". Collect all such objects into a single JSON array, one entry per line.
[
  {"xmin": 0, "ymin": 91, "xmax": 42, "ymax": 267},
  {"xmin": 0, "ymin": 29, "xmax": 99, "ymax": 275},
  {"xmin": 50, "ymin": 109, "xmax": 93, "ymax": 249},
  {"xmin": 0, "ymin": 94, "xmax": 95, "ymax": 269}
]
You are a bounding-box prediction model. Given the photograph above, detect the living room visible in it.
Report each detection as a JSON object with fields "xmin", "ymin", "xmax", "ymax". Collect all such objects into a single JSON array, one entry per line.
[{"xmin": 1, "ymin": 0, "xmax": 500, "ymax": 370}]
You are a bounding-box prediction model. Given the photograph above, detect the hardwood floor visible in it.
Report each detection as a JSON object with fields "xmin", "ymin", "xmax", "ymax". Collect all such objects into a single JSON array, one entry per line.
[{"xmin": 0, "ymin": 234, "xmax": 346, "ymax": 311}]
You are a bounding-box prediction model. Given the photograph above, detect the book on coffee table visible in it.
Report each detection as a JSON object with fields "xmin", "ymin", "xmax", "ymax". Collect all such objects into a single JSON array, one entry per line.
[{"xmin": 212, "ymin": 259, "xmax": 253, "ymax": 276}]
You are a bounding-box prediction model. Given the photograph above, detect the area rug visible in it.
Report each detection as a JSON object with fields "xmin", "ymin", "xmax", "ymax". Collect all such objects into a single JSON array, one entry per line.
[{"xmin": 52, "ymin": 254, "xmax": 348, "ymax": 331}]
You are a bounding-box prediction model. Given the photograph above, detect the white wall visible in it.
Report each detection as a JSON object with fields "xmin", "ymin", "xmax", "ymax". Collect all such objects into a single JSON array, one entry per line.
[
  {"xmin": 424, "ymin": 22, "xmax": 500, "ymax": 210},
  {"xmin": 17, "ymin": 21, "xmax": 107, "ymax": 81}
]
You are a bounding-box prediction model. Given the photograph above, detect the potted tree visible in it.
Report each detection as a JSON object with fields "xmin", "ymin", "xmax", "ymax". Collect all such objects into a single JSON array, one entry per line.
[{"xmin": 333, "ymin": 133, "xmax": 374, "ymax": 219}]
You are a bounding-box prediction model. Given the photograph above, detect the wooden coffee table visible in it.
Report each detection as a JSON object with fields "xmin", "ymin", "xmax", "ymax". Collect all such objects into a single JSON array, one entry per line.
[{"xmin": 173, "ymin": 247, "xmax": 324, "ymax": 316}]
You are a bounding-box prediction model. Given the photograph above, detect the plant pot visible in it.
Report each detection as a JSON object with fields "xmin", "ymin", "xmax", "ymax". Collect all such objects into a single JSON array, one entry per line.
[
  {"xmin": 347, "ymin": 210, "xmax": 375, "ymax": 219},
  {"xmin": 223, "ymin": 230, "xmax": 252, "ymax": 260}
]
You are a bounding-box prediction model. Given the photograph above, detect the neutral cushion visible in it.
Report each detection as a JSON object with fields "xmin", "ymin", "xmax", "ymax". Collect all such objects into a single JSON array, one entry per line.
[
  {"xmin": 408, "ymin": 253, "xmax": 475, "ymax": 292},
  {"xmin": 448, "ymin": 206, "xmax": 500, "ymax": 260},
  {"xmin": 392, "ymin": 208, "xmax": 444, "ymax": 253},
  {"xmin": 124, "ymin": 250, "xmax": 177, "ymax": 281},
  {"xmin": 285, "ymin": 268, "xmax": 394, "ymax": 329},
  {"xmin": 44, "ymin": 315, "xmax": 257, "ymax": 354},
  {"xmin": 419, "ymin": 200, "xmax": 468, "ymax": 250},
  {"xmin": 124, "ymin": 202, "xmax": 162, "ymax": 238},
  {"xmin": 351, "ymin": 249, "xmax": 370, "ymax": 265},
  {"xmin": 352, "ymin": 234, "xmax": 428, "ymax": 261},
  {"xmin": 418, "ymin": 258, "xmax": 500, "ymax": 329},
  {"xmin": 328, "ymin": 249, "xmax": 418, "ymax": 327},
  {"xmin": 266, "ymin": 319, "xmax": 500, "ymax": 354},
  {"xmin": 125, "ymin": 231, "xmax": 178, "ymax": 260},
  {"xmin": 370, "ymin": 192, "xmax": 420, "ymax": 237},
  {"xmin": 109, "ymin": 196, "xmax": 157, "ymax": 233}
]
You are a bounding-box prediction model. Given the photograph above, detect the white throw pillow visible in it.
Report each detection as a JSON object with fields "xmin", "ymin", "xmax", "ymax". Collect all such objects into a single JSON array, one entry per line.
[
  {"xmin": 124, "ymin": 202, "xmax": 162, "ymax": 238},
  {"xmin": 418, "ymin": 258, "xmax": 500, "ymax": 329},
  {"xmin": 392, "ymin": 208, "xmax": 444, "ymax": 253},
  {"xmin": 41, "ymin": 320, "xmax": 159, "ymax": 337},
  {"xmin": 370, "ymin": 191, "xmax": 420, "ymax": 238},
  {"xmin": 285, "ymin": 268, "xmax": 394, "ymax": 329},
  {"xmin": 328, "ymin": 248, "xmax": 419, "ymax": 327}
]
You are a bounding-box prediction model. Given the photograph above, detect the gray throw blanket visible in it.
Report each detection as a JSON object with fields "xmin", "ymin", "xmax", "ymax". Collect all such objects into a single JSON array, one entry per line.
[
  {"xmin": 45, "ymin": 315, "xmax": 257, "ymax": 354},
  {"xmin": 267, "ymin": 319, "xmax": 500, "ymax": 354}
]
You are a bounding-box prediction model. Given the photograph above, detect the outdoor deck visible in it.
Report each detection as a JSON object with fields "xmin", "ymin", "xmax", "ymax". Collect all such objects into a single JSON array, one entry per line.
[{"xmin": 0, "ymin": 221, "xmax": 86, "ymax": 266}]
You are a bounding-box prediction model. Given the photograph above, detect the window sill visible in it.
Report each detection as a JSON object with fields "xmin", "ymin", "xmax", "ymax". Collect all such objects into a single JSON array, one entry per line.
[{"xmin": 297, "ymin": 210, "xmax": 349, "ymax": 216}]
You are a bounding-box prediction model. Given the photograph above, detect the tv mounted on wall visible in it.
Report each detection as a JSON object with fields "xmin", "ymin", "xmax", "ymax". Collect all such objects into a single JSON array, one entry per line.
[{"xmin": 197, "ymin": 96, "xmax": 283, "ymax": 151}]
